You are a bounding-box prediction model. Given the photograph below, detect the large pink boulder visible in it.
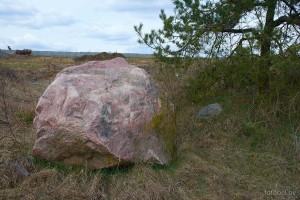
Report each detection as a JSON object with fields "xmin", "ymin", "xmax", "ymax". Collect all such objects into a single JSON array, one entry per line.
[{"xmin": 33, "ymin": 57, "xmax": 175, "ymax": 169}]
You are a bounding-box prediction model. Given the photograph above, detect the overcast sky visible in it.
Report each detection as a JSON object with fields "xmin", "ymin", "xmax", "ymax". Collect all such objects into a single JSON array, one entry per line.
[{"xmin": 0, "ymin": 0, "xmax": 174, "ymax": 53}]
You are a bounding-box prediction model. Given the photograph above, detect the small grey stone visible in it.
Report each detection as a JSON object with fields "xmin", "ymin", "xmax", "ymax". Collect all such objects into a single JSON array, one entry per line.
[
  {"xmin": 198, "ymin": 103, "xmax": 222, "ymax": 119},
  {"xmin": 4, "ymin": 162, "xmax": 30, "ymax": 177}
]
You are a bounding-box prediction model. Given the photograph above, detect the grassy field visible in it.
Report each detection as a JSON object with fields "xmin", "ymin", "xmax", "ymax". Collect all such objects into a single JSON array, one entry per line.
[{"xmin": 0, "ymin": 55, "xmax": 299, "ymax": 199}]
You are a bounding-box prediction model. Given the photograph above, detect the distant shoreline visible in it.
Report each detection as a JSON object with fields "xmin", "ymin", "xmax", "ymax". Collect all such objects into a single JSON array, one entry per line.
[{"xmin": 0, "ymin": 49, "xmax": 154, "ymax": 58}]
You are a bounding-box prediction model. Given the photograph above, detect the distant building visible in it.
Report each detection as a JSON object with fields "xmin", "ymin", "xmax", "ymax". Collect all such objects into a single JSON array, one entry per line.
[{"xmin": 15, "ymin": 49, "xmax": 32, "ymax": 55}]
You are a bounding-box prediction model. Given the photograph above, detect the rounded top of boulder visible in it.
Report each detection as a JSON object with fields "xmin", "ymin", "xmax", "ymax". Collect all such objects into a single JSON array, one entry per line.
[{"xmin": 60, "ymin": 57, "xmax": 132, "ymax": 75}]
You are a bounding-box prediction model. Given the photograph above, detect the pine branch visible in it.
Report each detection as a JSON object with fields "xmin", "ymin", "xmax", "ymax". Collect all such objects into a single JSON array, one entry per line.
[
  {"xmin": 274, "ymin": 15, "xmax": 300, "ymax": 26},
  {"xmin": 280, "ymin": 0, "xmax": 298, "ymax": 14},
  {"xmin": 220, "ymin": 28, "xmax": 255, "ymax": 33}
]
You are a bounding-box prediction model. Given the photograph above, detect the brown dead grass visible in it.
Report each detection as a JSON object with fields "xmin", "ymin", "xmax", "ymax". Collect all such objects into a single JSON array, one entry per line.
[
  {"xmin": 1, "ymin": 169, "xmax": 107, "ymax": 200},
  {"xmin": 0, "ymin": 56, "xmax": 299, "ymax": 200}
]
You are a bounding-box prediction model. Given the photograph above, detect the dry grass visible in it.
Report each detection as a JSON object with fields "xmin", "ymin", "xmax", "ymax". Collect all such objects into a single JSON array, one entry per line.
[{"xmin": 0, "ymin": 56, "xmax": 299, "ymax": 200}]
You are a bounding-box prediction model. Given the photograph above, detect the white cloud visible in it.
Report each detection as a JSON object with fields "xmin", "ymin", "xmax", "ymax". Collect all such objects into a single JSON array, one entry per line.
[
  {"xmin": 8, "ymin": 34, "xmax": 49, "ymax": 50},
  {"xmin": 96, "ymin": 0, "xmax": 172, "ymax": 15},
  {"xmin": 15, "ymin": 12, "xmax": 76, "ymax": 29},
  {"xmin": 0, "ymin": 0, "xmax": 175, "ymax": 53},
  {"xmin": 7, "ymin": 34, "xmax": 75, "ymax": 51},
  {"xmin": 0, "ymin": 1, "xmax": 37, "ymax": 16},
  {"xmin": 0, "ymin": 1, "xmax": 76, "ymax": 29},
  {"xmin": 84, "ymin": 24, "xmax": 134, "ymax": 44}
]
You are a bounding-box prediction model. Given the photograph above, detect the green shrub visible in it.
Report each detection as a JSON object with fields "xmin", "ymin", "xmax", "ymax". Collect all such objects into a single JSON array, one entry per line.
[
  {"xmin": 16, "ymin": 110, "xmax": 35, "ymax": 125},
  {"xmin": 186, "ymin": 53, "xmax": 258, "ymax": 104},
  {"xmin": 241, "ymin": 122, "xmax": 269, "ymax": 150}
]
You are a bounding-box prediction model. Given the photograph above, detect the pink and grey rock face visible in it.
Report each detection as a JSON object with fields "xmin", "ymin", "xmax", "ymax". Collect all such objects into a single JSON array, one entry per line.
[{"xmin": 33, "ymin": 57, "xmax": 174, "ymax": 170}]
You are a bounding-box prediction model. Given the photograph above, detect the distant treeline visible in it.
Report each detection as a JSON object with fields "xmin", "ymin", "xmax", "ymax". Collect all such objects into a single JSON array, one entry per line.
[{"xmin": 0, "ymin": 50, "xmax": 154, "ymax": 58}]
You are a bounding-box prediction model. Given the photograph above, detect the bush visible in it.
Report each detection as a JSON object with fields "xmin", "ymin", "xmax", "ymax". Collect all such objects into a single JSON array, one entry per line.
[
  {"xmin": 0, "ymin": 67, "xmax": 18, "ymax": 81},
  {"xmin": 74, "ymin": 52, "xmax": 125, "ymax": 62},
  {"xmin": 16, "ymin": 110, "xmax": 35, "ymax": 125}
]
